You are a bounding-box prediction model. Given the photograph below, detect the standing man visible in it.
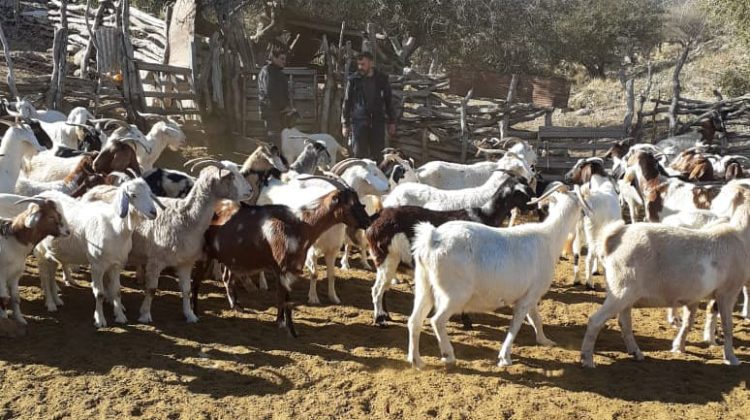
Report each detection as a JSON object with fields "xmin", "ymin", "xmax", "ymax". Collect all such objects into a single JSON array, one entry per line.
[
  {"xmin": 258, "ymin": 47, "xmax": 293, "ymax": 147},
  {"xmin": 341, "ymin": 51, "xmax": 396, "ymax": 160}
]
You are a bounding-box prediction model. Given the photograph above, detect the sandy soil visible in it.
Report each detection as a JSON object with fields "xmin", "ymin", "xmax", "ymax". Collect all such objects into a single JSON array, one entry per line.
[{"xmin": 0, "ymin": 250, "xmax": 748, "ymax": 419}]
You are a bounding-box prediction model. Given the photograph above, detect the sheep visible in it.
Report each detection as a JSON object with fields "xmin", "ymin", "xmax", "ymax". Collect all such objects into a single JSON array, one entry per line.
[
  {"xmin": 383, "ymin": 157, "xmax": 531, "ymax": 210},
  {"xmin": 367, "ymin": 175, "xmax": 536, "ymax": 326},
  {"xmin": 407, "ymin": 182, "xmax": 591, "ymax": 368},
  {"xmin": 35, "ymin": 178, "xmax": 163, "ymax": 326},
  {"xmin": 564, "ymin": 157, "xmax": 622, "ymax": 289},
  {"xmin": 199, "ymin": 176, "xmax": 370, "ymax": 337},
  {"xmin": 579, "ymin": 181, "xmax": 750, "ymax": 368},
  {"xmin": 0, "ymin": 121, "xmax": 46, "ymax": 193},
  {"xmin": 142, "ymin": 168, "xmax": 195, "ymax": 198},
  {"xmin": 281, "ymin": 127, "xmax": 348, "ymax": 166},
  {"xmin": 0, "ymin": 197, "xmax": 69, "ymax": 324},
  {"xmin": 127, "ymin": 159, "xmax": 253, "ymax": 324},
  {"xmin": 15, "ymin": 154, "xmax": 96, "ymax": 196}
]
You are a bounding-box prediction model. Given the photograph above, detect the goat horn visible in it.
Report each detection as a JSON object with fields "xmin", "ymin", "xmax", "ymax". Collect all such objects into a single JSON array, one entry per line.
[
  {"xmin": 475, "ymin": 146, "xmax": 508, "ymax": 155},
  {"xmin": 297, "ymin": 174, "xmax": 351, "ymax": 191},
  {"xmin": 184, "ymin": 156, "xmax": 219, "ymax": 167},
  {"xmin": 14, "ymin": 196, "xmax": 48, "ymax": 206},
  {"xmin": 584, "ymin": 157, "xmax": 605, "ymax": 166},
  {"xmin": 329, "ymin": 158, "xmax": 369, "ymax": 176},
  {"xmin": 527, "ymin": 181, "xmax": 568, "ymax": 205},
  {"xmin": 189, "ymin": 159, "xmax": 226, "ymax": 173},
  {"xmin": 0, "ymin": 119, "xmax": 15, "ymax": 127},
  {"xmin": 150, "ymin": 193, "xmax": 166, "ymax": 210}
]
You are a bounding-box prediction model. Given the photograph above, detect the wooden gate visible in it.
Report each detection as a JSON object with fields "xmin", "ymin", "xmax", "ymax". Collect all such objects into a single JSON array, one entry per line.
[
  {"xmin": 134, "ymin": 60, "xmax": 200, "ymax": 120},
  {"xmin": 536, "ymin": 126, "xmax": 626, "ymax": 180},
  {"xmin": 241, "ymin": 67, "xmax": 319, "ymax": 140}
]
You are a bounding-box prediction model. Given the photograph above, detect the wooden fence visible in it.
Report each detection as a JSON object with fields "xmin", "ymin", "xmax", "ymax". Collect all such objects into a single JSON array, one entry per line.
[{"xmin": 135, "ymin": 60, "xmax": 200, "ymax": 120}]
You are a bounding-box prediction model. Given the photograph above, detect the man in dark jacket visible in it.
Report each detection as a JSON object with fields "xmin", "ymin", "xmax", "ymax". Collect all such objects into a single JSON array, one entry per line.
[
  {"xmin": 341, "ymin": 51, "xmax": 396, "ymax": 160},
  {"xmin": 258, "ymin": 47, "xmax": 293, "ymax": 147}
]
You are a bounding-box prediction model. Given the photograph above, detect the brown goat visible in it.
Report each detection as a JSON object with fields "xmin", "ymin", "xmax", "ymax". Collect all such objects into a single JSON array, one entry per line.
[
  {"xmin": 196, "ymin": 185, "xmax": 370, "ymax": 337},
  {"xmin": 670, "ymin": 150, "xmax": 715, "ymax": 182},
  {"xmin": 92, "ymin": 139, "xmax": 141, "ymax": 176},
  {"xmin": 0, "ymin": 198, "xmax": 69, "ymax": 324}
]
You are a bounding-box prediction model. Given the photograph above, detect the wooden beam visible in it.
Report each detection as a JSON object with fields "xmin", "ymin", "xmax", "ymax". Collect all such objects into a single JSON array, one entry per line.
[{"xmin": 285, "ymin": 18, "xmax": 361, "ymax": 38}]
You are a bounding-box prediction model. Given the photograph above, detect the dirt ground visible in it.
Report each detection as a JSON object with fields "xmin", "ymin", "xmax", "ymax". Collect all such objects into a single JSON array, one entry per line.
[{"xmin": 0, "ymin": 249, "xmax": 748, "ymax": 419}]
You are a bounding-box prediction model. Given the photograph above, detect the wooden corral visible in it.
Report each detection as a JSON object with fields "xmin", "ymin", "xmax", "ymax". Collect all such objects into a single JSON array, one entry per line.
[
  {"xmin": 536, "ymin": 126, "xmax": 626, "ymax": 180},
  {"xmin": 446, "ymin": 67, "xmax": 571, "ymax": 108}
]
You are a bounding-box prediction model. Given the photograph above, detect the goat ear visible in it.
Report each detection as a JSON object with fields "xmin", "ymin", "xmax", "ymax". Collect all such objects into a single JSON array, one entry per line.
[
  {"xmin": 115, "ymin": 189, "xmax": 130, "ymax": 218},
  {"xmin": 23, "ymin": 204, "xmax": 42, "ymax": 228}
]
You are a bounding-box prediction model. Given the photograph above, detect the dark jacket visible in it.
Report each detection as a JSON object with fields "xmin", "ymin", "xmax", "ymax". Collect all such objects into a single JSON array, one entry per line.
[
  {"xmin": 342, "ymin": 69, "xmax": 396, "ymax": 126},
  {"xmin": 258, "ymin": 63, "xmax": 290, "ymax": 120}
]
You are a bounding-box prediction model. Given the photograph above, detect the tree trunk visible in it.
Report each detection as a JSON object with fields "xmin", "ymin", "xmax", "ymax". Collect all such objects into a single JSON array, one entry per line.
[
  {"xmin": 632, "ymin": 62, "xmax": 653, "ymax": 139},
  {"xmin": 0, "ymin": 21, "xmax": 18, "ymax": 98},
  {"xmin": 500, "ymin": 74, "xmax": 518, "ymax": 139},
  {"xmin": 619, "ymin": 68, "xmax": 634, "ymax": 136},
  {"xmin": 320, "ymin": 34, "xmax": 333, "ymax": 133},
  {"xmin": 669, "ymin": 43, "xmax": 691, "ymax": 137}
]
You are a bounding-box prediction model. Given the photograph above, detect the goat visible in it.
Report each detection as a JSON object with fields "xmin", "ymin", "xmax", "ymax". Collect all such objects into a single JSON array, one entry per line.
[
  {"xmin": 36, "ymin": 179, "xmax": 162, "ymax": 326},
  {"xmin": 15, "ymin": 155, "xmax": 96, "ymax": 196},
  {"xmin": 383, "ymin": 162, "xmax": 529, "ymax": 210},
  {"xmin": 580, "ymin": 181, "xmax": 750, "ymax": 367},
  {"xmin": 0, "ymin": 121, "xmax": 46, "ymax": 193},
  {"xmin": 407, "ymin": 182, "xmax": 591, "ymax": 368},
  {"xmin": 565, "ymin": 157, "xmax": 622, "ymax": 289},
  {"xmin": 0, "ymin": 197, "xmax": 69, "ymax": 324},
  {"xmin": 281, "ymin": 127, "xmax": 348, "ymax": 166},
  {"xmin": 367, "ymin": 175, "xmax": 535, "ymax": 326},
  {"xmin": 286, "ymin": 139, "xmax": 331, "ymax": 176},
  {"xmin": 625, "ymin": 150, "xmax": 720, "ymax": 223},
  {"xmin": 127, "ymin": 160, "xmax": 253, "ymax": 324},
  {"xmin": 21, "ymin": 119, "xmax": 54, "ymax": 149},
  {"xmin": 473, "ymin": 137, "xmax": 538, "ymax": 168},
  {"xmin": 199, "ymin": 176, "xmax": 370, "ymax": 337},
  {"xmin": 6, "ymin": 98, "xmax": 66, "ymax": 123},
  {"xmin": 23, "ymin": 136, "xmax": 146, "ymax": 182},
  {"xmin": 136, "ymin": 120, "xmax": 187, "ymax": 171},
  {"xmin": 669, "ymin": 149, "xmax": 715, "ymax": 182},
  {"xmin": 142, "ymin": 168, "xmax": 195, "ymax": 198},
  {"xmin": 304, "ymin": 159, "xmax": 390, "ymax": 304}
]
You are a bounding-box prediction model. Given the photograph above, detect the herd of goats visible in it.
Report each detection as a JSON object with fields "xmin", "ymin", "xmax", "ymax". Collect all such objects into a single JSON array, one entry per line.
[{"xmin": 1, "ymin": 97, "xmax": 750, "ymax": 369}]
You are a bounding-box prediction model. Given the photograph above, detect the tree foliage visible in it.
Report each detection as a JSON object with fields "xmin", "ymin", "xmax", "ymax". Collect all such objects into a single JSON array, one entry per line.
[
  {"xmin": 130, "ymin": 0, "xmax": 667, "ymax": 77},
  {"xmin": 705, "ymin": 0, "xmax": 750, "ymax": 46}
]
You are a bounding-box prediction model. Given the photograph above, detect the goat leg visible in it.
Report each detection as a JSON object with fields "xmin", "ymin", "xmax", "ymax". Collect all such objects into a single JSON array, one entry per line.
[
  {"xmin": 460, "ymin": 313, "xmax": 473, "ymax": 330},
  {"xmin": 190, "ymin": 262, "xmax": 207, "ymax": 314}
]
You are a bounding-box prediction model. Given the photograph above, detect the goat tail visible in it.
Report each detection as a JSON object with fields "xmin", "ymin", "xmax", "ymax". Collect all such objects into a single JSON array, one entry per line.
[{"xmin": 411, "ymin": 222, "xmax": 438, "ymax": 265}]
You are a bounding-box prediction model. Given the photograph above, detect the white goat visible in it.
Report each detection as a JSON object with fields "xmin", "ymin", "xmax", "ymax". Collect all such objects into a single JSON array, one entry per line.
[
  {"xmin": 35, "ymin": 179, "xmax": 162, "ymax": 327},
  {"xmin": 384, "ymin": 155, "xmax": 532, "ymax": 210},
  {"xmin": 7, "ymin": 98, "xmax": 66, "ymax": 122},
  {"xmin": 565, "ymin": 158, "xmax": 622, "ymax": 288},
  {"xmin": 580, "ymin": 181, "xmax": 750, "ymax": 367},
  {"xmin": 137, "ymin": 121, "xmax": 187, "ymax": 171},
  {"xmin": 407, "ymin": 182, "xmax": 590, "ymax": 368},
  {"xmin": 0, "ymin": 122, "xmax": 46, "ymax": 193}
]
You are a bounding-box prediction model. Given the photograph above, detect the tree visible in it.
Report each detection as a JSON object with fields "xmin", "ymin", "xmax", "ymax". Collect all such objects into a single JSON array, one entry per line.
[
  {"xmin": 706, "ymin": 0, "xmax": 750, "ymax": 46},
  {"xmin": 553, "ymin": 0, "xmax": 665, "ymax": 78}
]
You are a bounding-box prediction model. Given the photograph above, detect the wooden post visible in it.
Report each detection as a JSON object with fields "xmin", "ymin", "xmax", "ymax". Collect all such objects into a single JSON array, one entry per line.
[
  {"xmin": 362, "ymin": 22, "xmax": 377, "ymax": 65},
  {"xmin": 421, "ymin": 128, "xmax": 429, "ymax": 163},
  {"xmin": 460, "ymin": 89, "xmax": 473, "ymax": 163},
  {"xmin": 320, "ymin": 34, "xmax": 333, "ymax": 133},
  {"xmin": 0, "ymin": 20, "xmax": 18, "ymax": 98},
  {"xmin": 632, "ymin": 62, "xmax": 653, "ymax": 140},
  {"xmin": 47, "ymin": 0, "xmax": 68, "ymax": 109},
  {"xmin": 500, "ymin": 74, "xmax": 518, "ymax": 139},
  {"xmin": 544, "ymin": 109, "xmax": 553, "ymax": 127},
  {"xmin": 619, "ymin": 69, "xmax": 634, "ymax": 136},
  {"xmin": 669, "ymin": 43, "xmax": 691, "ymax": 137}
]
